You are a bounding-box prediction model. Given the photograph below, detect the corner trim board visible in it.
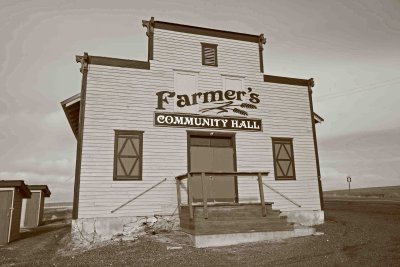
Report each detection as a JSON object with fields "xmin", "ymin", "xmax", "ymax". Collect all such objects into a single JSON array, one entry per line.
[
  {"xmin": 307, "ymin": 83, "xmax": 324, "ymax": 210},
  {"xmin": 73, "ymin": 52, "xmax": 89, "ymax": 219}
]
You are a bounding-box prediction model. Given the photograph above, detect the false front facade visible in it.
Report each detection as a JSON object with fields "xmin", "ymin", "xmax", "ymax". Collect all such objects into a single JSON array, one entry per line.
[{"xmin": 62, "ymin": 18, "xmax": 324, "ymax": 246}]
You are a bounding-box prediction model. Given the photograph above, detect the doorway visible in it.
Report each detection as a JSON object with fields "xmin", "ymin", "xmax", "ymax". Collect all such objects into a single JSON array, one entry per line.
[
  {"xmin": 188, "ymin": 132, "xmax": 237, "ymax": 203},
  {"xmin": 24, "ymin": 192, "xmax": 41, "ymax": 228},
  {"xmin": 0, "ymin": 190, "xmax": 13, "ymax": 245}
]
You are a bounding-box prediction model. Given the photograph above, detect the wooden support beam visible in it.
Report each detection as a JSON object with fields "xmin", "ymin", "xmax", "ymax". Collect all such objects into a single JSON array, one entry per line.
[
  {"xmin": 201, "ymin": 172, "xmax": 208, "ymax": 219},
  {"xmin": 257, "ymin": 173, "xmax": 267, "ymax": 217},
  {"xmin": 175, "ymin": 179, "xmax": 182, "ymax": 218},
  {"xmin": 188, "ymin": 173, "xmax": 194, "ymax": 220}
]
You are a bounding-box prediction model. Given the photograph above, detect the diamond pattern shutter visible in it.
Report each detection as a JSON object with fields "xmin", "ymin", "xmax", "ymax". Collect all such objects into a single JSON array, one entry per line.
[
  {"xmin": 114, "ymin": 131, "xmax": 143, "ymax": 180},
  {"xmin": 272, "ymin": 138, "xmax": 296, "ymax": 180}
]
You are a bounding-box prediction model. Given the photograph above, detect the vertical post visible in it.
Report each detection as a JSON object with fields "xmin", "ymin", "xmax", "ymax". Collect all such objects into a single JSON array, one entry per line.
[
  {"xmin": 257, "ymin": 173, "xmax": 267, "ymax": 217},
  {"xmin": 347, "ymin": 176, "xmax": 352, "ymax": 194},
  {"xmin": 188, "ymin": 173, "xmax": 194, "ymax": 220},
  {"xmin": 175, "ymin": 178, "xmax": 182, "ymax": 218},
  {"xmin": 201, "ymin": 172, "xmax": 208, "ymax": 219}
]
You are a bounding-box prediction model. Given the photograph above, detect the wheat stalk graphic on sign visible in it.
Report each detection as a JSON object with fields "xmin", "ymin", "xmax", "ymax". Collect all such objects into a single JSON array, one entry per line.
[{"xmin": 200, "ymin": 101, "xmax": 257, "ymax": 116}]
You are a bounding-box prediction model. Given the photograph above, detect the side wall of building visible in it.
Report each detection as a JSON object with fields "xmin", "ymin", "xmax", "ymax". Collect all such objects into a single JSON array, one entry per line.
[{"xmin": 9, "ymin": 191, "xmax": 22, "ymax": 242}]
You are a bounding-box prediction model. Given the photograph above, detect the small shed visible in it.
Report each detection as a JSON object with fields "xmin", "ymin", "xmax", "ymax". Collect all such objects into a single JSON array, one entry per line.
[
  {"xmin": 23, "ymin": 185, "xmax": 51, "ymax": 228},
  {"xmin": 0, "ymin": 180, "xmax": 31, "ymax": 245}
]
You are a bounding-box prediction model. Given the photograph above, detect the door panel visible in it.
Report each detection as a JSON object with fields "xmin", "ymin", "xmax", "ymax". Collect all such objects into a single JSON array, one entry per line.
[
  {"xmin": 24, "ymin": 192, "xmax": 40, "ymax": 228},
  {"xmin": 211, "ymin": 147, "xmax": 236, "ymax": 201},
  {"xmin": 189, "ymin": 136, "xmax": 236, "ymax": 203},
  {"xmin": 0, "ymin": 191, "xmax": 13, "ymax": 245},
  {"xmin": 190, "ymin": 146, "xmax": 214, "ymax": 202}
]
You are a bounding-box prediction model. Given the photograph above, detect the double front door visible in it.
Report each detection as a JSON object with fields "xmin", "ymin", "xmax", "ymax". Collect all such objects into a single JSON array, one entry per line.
[{"xmin": 189, "ymin": 134, "xmax": 237, "ymax": 203}]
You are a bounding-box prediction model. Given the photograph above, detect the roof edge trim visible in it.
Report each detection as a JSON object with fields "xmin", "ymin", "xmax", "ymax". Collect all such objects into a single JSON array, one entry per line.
[
  {"xmin": 76, "ymin": 55, "xmax": 150, "ymax": 69},
  {"xmin": 147, "ymin": 19, "xmax": 264, "ymax": 44},
  {"xmin": 264, "ymin": 75, "xmax": 314, "ymax": 87}
]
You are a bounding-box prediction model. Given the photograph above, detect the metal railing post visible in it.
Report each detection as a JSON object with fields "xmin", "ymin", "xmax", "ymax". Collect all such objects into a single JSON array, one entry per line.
[
  {"xmin": 257, "ymin": 173, "xmax": 267, "ymax": 217},
  {"xmin": 188, "ymin": 173, "xmax": 194, "ymax": 220},
  {"xmin": 201, "ymin": 172, "xmax": 208, "ymax": 219}
]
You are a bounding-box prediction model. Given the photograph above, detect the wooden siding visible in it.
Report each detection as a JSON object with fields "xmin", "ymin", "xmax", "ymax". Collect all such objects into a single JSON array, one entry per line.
[
  {"xmin": 24, "ymin": 191, "xmax": 41, "ymax": 227},
  {"xmin": 78, "ymin": 28, "xmax": 320, "ymax": 218},
  {"xmin": 39, "ymin": 193, "xmax": 45, "ymax": 225}
]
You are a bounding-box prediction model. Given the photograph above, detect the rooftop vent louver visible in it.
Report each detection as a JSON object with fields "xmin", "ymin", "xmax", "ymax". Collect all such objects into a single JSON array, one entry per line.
[{"xmin": 202, "ymin": 43, "xmax": 218, "ymax": 66}]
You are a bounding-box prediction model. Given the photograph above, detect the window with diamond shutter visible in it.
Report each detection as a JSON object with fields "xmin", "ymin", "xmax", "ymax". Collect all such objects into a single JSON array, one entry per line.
[
  {"xmin": 201, "ymin": 43, "xmax": 218, "ymax": 66},
  {"xmin": 114, "ymin": 130, "xmax": 143, "ymax": 180},
  {"xmin": 272, "ymin": 138, "xmax": 296, "ymax": 180}
]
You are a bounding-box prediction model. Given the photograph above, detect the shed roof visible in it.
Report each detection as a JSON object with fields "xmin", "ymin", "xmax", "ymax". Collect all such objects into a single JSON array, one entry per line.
[
  {"xmin": 0, "ymin": 180, "xmax": 31, "ymax": 198},
  {"xmin": 61, "ymin": 93, "xmax": 80, "ymax": 138},
  {"xmin": 27, "ymin": 185, "xmax": 51, "ymax": 197}
]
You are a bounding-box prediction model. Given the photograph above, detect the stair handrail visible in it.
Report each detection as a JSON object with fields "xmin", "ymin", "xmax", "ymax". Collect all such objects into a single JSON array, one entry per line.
[
  {"xmin": 262, "ymin": 182, "xmax": 301, "ymax": 208},
  {"xmin": 176, "ymin": 171, "xmax": 269, "ymax": 220},
  {"xmin": 111, "ymin": 178, "xmax": 167, "ymax": 213}
]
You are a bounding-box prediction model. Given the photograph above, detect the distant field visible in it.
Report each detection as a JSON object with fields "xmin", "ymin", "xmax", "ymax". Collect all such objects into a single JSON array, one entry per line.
[
  {"xmin": 45, "ymin": 202, "xmax": 73, "ymax": 208},
  {"xmin": 324, "ymin": 185, "xmax": 400, "ymax": 200}
]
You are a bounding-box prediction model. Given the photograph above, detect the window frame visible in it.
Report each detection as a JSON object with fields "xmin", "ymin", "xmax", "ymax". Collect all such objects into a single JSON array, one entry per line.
[
  {"xmin": 201, "ymin": 42, "xmax": 218, "ymax": 67},
  {"xmin": 271, "ymin": 137, "xmax": 296, "ymax": 181},
  {"xmin": 113, "ymin": 130, "xmax": 144, "ymax": 181}
]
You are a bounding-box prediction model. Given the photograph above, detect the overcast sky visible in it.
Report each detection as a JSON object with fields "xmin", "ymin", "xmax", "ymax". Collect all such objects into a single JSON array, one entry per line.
[{"xmin": 1, "ymin": 0, "xmax": 399, "ymax": 202}]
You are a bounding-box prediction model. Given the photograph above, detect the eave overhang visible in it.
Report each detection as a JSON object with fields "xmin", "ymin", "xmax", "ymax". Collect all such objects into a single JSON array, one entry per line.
[{"xmin": 61, "ymin": 93, "xmax": 81, "ymax": 139}]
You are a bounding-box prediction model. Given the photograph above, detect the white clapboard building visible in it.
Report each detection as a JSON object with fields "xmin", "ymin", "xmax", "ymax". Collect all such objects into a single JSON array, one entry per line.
[{"xmin": 62, "ymin": 18, "xmax": 324, "ymax": 247}]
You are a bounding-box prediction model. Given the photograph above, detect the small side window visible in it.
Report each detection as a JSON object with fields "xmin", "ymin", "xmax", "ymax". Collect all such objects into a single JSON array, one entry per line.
[
  {"xmin": 271, "ymin": 137, "xmax": 296, "ymax": 180},
  {"xmin": 201, "ymin": 43, "xmax": 218, "ymax": 66},
  {"xmin": 114, "ymin": 130, "xmax": 143, "ymax": 180}
]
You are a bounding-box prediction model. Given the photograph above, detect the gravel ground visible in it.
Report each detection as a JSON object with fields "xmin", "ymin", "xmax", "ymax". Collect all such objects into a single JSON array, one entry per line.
[{"xmin": 0, "ymin": 200, "xmax": 399, "ymax": 267}]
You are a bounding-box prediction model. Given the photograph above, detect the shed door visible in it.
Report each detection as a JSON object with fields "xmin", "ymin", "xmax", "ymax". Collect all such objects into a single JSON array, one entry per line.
[
  {"xmin": 0, "ymin": 190, "xmax": 13, "ymax": 244},
  {"xmin": 24, "ymin": 192, "xmax": 40, "ymax": 228},
  {"xmin": 189, "ymin": 135, "xmax": 237, "ymax": 203}
]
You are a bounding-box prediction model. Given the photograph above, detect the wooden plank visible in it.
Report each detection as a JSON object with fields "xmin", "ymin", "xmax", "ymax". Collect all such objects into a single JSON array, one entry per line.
[
  {"xmin": 190, "ymin": 171, "xmax": 269, "ymax": 177},
  {"xmin": 258, "ymin": 173, "xmax": 267, "ymax": 217},
  {"xmin": 176, "ymin": 173, "xmax": 187, "ymax": 180},
  {"xmin": 177, "ymin": 172, "xmax": 269, "ymax": 180},
  {"xmin": 201, "ymin": 172, "xmax": 208, "ymax": 219},
  {"xmin": 175, "ymin": 179, "xmax": 182, "ymax": 218},
  {"xmin": 264, "ymin": 74, "xmax": 310, "ymax": 87},
  {"xmin": 187, "ymin": 173, "xmax": 194, "ymax": 220}
]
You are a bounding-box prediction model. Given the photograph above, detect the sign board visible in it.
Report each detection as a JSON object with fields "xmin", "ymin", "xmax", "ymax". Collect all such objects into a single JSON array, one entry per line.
[
  {"xmin": 154, "ymin": 112, "xmax": 262, "ymax": 132},
  {"xmin": 154, "ymin": 88, "xmax": 263, "ymax": 132}
]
